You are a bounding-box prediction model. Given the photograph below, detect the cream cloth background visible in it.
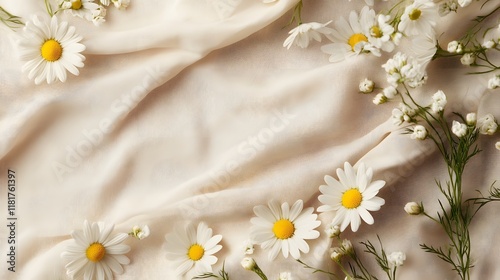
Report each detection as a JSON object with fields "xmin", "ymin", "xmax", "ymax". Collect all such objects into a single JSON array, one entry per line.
[{"xmin": 0, "ymin": 0, "xmax": 499, "ymax": 279}]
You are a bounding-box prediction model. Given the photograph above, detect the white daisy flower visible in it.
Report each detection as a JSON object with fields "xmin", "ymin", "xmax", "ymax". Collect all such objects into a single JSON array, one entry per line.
[
  {"xmin": 60, "ymin": 0, "xmax": 102, "ymax": 21},
  {"xmin": 250, "ymin": 200, "xmax": 321, "ymax": 261},
  {"xmin": 283, "ymin": 21, "xmax": 333, "ymax": 49},
  {"xmin": 398, "ymin": 0, "xmax": 438, "ymax": 37},
  {"xmin": 361, "ymin": 8, "xmax": 395, "ymax": 53},
  {"xmin": 61, "ymin": 220, "xmax": 130, "ymax": 280},
  {"xmin": 18, "ymin": 15, "xmax": 85, "ymax": 85},
  {"xmin": 164, "ymin": 222, "xmax": 222, "ymax": 276},
  {"xmin": 322, "ymin": 6, "xmax": 378, "ymax": 62},
  {"xmin": 318, "ymin": 162, "xmax": 386, "ymax": 232}
]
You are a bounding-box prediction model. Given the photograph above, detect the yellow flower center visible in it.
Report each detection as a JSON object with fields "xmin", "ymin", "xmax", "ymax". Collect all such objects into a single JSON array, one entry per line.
[
  {"xmin": 348, "ymin": 33, "xmax": 368, "ymax": 51},
  {"xmin": 86, "ymin": 243, "xmax": 106, "ymax": 262},
  {"xmin": 187, "ymin": 244, "xmax": 205, "ymax": 261},
  {"xmin": 40, "ymin": 39, "xmax": 63, "ymax": 62},
  {"xmin": 370, "ymin": 26, "xmax": 383, "ymax": 38},
  {"xmin": 272, "ymin": 219, "xmax": 295, "ymax": 239},
  {"xmin": 72, "ymin": 0, "xmax": 83, "ymax": 10},
  {"xmin": 409, "ymin": 9, "xmax": 421, "ymax": 21},
  {"xmin": 342, "ymin": 189, "xmax": 363, "ymax": 209}
]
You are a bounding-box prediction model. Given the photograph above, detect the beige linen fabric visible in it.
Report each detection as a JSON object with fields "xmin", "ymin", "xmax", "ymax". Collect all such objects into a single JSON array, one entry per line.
[{"xmin": 0, "ymin": 0, "xmax": 499, "ymax": 279}]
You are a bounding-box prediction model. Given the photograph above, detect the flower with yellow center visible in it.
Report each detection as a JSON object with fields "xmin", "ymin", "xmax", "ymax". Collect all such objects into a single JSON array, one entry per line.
[
  {"xmin": 250, "ymin": 200, "xmax": 321, "ymax": 261},
  {"xmin": 398, "ymin": 0, "xmax": 438, "ymax": 36},
  {"xmin": 321, "ymin": 6, "xmax": 378, "ymax": 62},
  {"xmin": 361, "ymin": 7, "xmax": 396, "ymax": 53},
  {"xmin": 165, "ymin": 222, "xmax": 222, "ymax": 276},
  {"xmin": 61, "ymin": 220, "xmax": 130, "ymax": 280},
  {"xmin": 61, "ymin": 0, "xmax": 102, "ymax": 22},
  {"xmin": 18, "ymin": 15, "xmax": 85, "ymax": 84},
  {"xmin": 318, "ymin": 162, "xmax": 386, "ymax": 232}
]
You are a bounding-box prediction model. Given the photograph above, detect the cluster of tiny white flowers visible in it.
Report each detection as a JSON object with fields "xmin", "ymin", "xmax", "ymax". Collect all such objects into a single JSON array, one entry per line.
[
  {"xmin": 392, "ymin": 103, "xmax": 416, "ymax": 125},
  {"xmin": 488, "ymin": 75, "xmax": 500, "ymax": 90},
  {"xmin": 382, "ymin": 52, "xmax": 427, "ymax": 88}
]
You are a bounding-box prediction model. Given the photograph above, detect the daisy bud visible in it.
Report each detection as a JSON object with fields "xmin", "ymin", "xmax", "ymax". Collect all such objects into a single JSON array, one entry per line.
[
  {"xmin": 447, "ymin": 41, "xmax": 459, "ymax": 53},
  {"xmin": 466, "ymin": 113, "xmax": 477, "ymax": 125},
  {"xmin": 325, "ymin": 223, "xmax": 341, "ymax": 238},
  {"xmin": 411, "ymin": 125, "xmax": 428, "ymax": 140},
  {"xmin": 387, "ymin": 251, "xmax": 406, "ymax": 267},
  {"xmin": 404, "ymin": 202, "xmax": 423, "ymax": 215},
  {"xmin": 373, "ymin": 93, "xmax": 388, "ymax": 105},
  {"xmin": 359, "ymin": 78, "xmax": 375, "ymax": 93},
  {"xmin": 383, "ymin": 86, "xmax": 398, "ymax": 99},
  {"xmin": 452, "ymin": 121, "xmax": 468, "ymax": 137},
  {"xmin": 477, "ymin": 114, "xmax": 498, "ymax": 135},
  {"xmin": 496, "ymin": 141, "xmax": 500, "ymax": 151},
  {"xmin": 241, "ymin": 257, "xmax": 256, "ymax": 270},
  {"xmin": 330, "ymin": 247, "xmax": 344, "ymax": 262},
  {"xmin": 460, "ymin": 53, "xmax": 475, "ymax": 66}
]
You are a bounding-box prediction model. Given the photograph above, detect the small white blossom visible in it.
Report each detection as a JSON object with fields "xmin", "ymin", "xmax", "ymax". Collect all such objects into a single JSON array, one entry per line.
[
  {"xmin": 243, "ymin": 239, "xmax": 255, "ymax": 255},
  {"xmin": 458, "ymin": 0, "xmax": 472, "ymax": 7},
  {"xmin": 382, "ymin": 52, "xmax": 427, "ymax": 88},
  {"xmin": 483, "ymin": 40, "xmax": 495, "ymax": 49},
  {"xmin": 373, "ymin": 93, "xmax": 388, "ymax": 104},
  {"xmin": 100, "ymin": 0, "xmax": 110, "ymax": 5},
  {"xmin": 278, "ymin": 272, "xmax": 292, "ymax": 280},
  {"xmin": 92, "ymin": 6, "xmax": 106, "ymax": 26},
  {"xmin": 477, "ymin": 114, "xmax": 498, "ymax": 135},
  {"xmin": 431, "ymin": 90, "xmax": 447, "ymax": 113},
  {"xmin": 392, "ymin": 103, "xmax": 416, "ymax": 125},
  {"xmin": 466, "ymin": 113, "xmax": 477, "ymax": 125},
  {"xmin": 487, "ymin": 75, "xmax": 500, "ymax": 89},
  {"xmin": 452, "ymin": 121, "xmax": 468, "ymax": 137},
  {"xmin": 438, "ymin": 0, "xmax": 458, "ymax": 16},
  {"xmin": 130, "ymin": 225, "xmax": 150, "ymax": 240},
  {"xmin": 411, "ymin": 125, "xmax": 428, "ymax": 140},
  {"xmin": 330, "ymin": 247, "xmax": 344, "ymax": 262},
  {"xmin": 241, "ymin": 257, "xmax": 256, "ymax": 270},
  {"xmin": 283, "ymin": 21, "xmax": 333, "ymax": 49},
  {"xmin": 383, "ymin": 86, "xmax": 398, "ymax": 99},
  {"xmin": 112, "ymin": 0, "xmax": 130, "ymax": 10},
  {"xmin": 387, "ymin": 251, "xmax": 406, "ymax": 267},
  {"xmin": 325, "ymin": 223, "xmax": 341, "ymax": 238},
  {"xmin": 496, "ymin": 141, "xmax": 500, "ymax": 150},
  {"xmin": 359, "ymin": 78, "xmax": 375, "ymax": 93},
  {"xmin": 404, "ymin": 202, "xmax": 423, "ymax": 215},
  {"xmin": 460, "ymin": 53, "xmax": 475, "ymax": 66},
  {"xmin": 342, "ymin": 239, "xmax": 353, "ymax": 254},
  {"xmin": 447, "ymin": 41, "xmax": 459, "ymax": 53}
]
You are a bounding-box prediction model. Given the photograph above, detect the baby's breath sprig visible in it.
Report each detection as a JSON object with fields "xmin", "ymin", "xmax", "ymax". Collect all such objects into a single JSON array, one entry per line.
[{"xmin": 0, "ymin": 6, "xmax": 23, "ymax": 29}]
